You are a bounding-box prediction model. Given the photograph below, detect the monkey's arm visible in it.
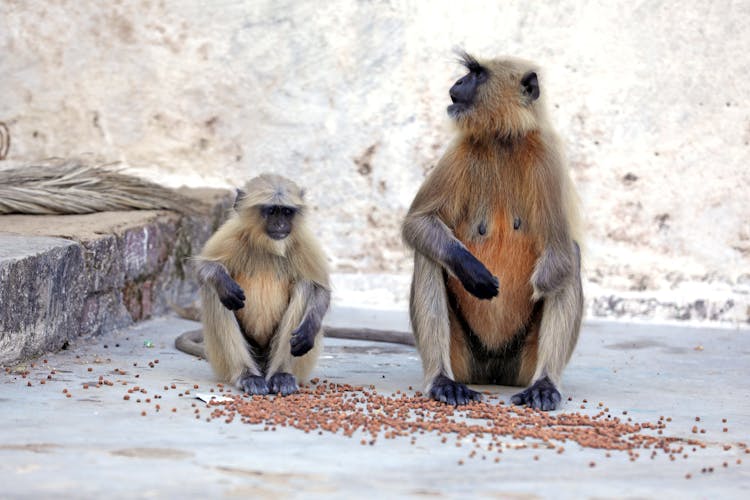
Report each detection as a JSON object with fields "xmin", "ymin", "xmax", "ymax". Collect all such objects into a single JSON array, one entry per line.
[
  {"xmin": 290, "ymin": 282, "xmax": 331, "ymax": 357},
  {"xmin": 196, "ymin": 260, "xmax": 246, "ymax": 310},
  {"xmin": 264, "ymin": 280, "xmax": 329, "ymax": 380},
  {"xmin": 531, "ymin": 244, "xmax": 576, "ymax": 300},
  {"xmin": 402, "ymin": 213, "xmax": 498, "ymax": 300},
  {"xmin": 528, "ymin": 149, "xmax": 578, "ymax": 300}
]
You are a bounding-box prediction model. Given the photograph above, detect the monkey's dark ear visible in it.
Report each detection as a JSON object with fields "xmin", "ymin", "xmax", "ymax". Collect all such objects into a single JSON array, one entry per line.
[
  {"xmin": 521, "ymin": 71, "xmax": 540, "ymax": 101},
  {"xmin": 234, "ymin": 189, "xmax": 247, "ymax": 210}
]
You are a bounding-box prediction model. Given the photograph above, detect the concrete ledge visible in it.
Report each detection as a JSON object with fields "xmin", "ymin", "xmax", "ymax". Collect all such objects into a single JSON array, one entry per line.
[{"xmin": 0, "ymin": 188, "xmax": 232, "ymax": 365}]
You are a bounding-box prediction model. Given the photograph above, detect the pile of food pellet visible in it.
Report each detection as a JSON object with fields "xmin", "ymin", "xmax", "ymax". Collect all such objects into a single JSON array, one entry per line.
[{"xmin": 200, "ymin": 379, "xmax": 747, "ymax": 470}]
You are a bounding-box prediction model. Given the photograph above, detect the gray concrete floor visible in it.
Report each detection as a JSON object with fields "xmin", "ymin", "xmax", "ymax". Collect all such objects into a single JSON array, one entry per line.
[{"xmin": 1, "ymin": 309, "xmax": 748, "ymax": 499}]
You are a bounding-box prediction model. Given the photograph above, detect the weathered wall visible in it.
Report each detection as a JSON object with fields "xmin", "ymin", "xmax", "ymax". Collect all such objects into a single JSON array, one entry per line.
[{"xmin": 1, "ymin": 0, "xmax": 748, "ymax": 324}]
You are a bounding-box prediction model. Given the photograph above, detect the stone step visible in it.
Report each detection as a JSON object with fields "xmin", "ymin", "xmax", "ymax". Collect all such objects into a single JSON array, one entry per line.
[{"xmin": 0, "ymin": 188, "xmax": 232, "ymax": 365}]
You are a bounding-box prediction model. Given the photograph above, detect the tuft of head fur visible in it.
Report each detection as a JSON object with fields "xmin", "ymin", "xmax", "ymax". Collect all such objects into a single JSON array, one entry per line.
[
  {"xmin": 235, "ymin": 173, "xmax": 305, "ymax": 214},
  {"xmin": 0, "ymin": 158, "xmax": 199, "ymax": 215},
  {"xmin": 450, "ymin": 52, "xmax": 549, "ymax": 139}
]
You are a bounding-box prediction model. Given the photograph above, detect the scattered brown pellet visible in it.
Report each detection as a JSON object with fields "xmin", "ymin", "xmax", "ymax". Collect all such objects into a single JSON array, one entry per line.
[
  {"xmin": 123, "ymin": 395, "xmax": 130, "ymax": 400},
  {"xmin": 722, "ymin": 418, "xmax": 727, "ymax": 423},
  {"xmin": 589, "ymin": 461, "xmax": 596, "ymax": 468},
  {"xmin": 87, "ymin": 367, "xmax": 93, "ymax": 372},
  {"xmin": 141, "ymin": 411, "xmax": 146, "ymax": 416},
  {"xmin": 164, "ymin": 382, "xmax": 728, "ymax": 467}
]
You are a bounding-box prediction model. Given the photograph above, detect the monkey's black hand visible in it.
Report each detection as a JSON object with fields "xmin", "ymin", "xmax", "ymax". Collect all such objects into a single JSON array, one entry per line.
[
  {"xmin": 429, "ymin": 374, "xmax": 482, "ymax": 406},
  {"xmin": 290, "ymin": 318, "xmax": 317, "ymax": 357},
  {"xmin": 238, "ymin": 374, "xmax": 269, "ymax": 396},
  {"xmin": 511, "ymin": 376, "xmax": 561, "ymax": 411},
  {"xmin": 216, "ymin": 277, "xmax": 245, "ymax": 310},
  {"xmin": 268, "ymin": 372, "xmax": 298, "ymax": 396},
  {"xmin": 450, "ymin": 246, "xmax": 499, "ymax": 300}
]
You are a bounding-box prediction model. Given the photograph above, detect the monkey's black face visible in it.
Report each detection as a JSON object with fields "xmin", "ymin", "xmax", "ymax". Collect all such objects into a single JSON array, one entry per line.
[
  {"xmin": 448, "ymin": 69, "xmax": 487, "ymax": 118},
  {"xmin": 260, "ymin": 205, "xmax": 297, "ymax": 240}
]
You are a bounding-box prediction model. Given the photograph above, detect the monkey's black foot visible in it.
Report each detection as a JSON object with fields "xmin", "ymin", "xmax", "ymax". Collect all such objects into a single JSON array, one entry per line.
[
  {"xmin": 429, "ymin": 374, "xmax": 482, "ymax": 406},
  {"xmin": 238, "ymin": 374, "xmax": 269, "ymax": 396},
  {"xmin": 218, "ymin": 279, "xmax": 245, "ymax": 310},
  {"xmin": 450, "ymin": 247, "xmax": 499, "ymax": 300},
  {"xmin": 290, "ymin": 321, "xmax": 316, "ymax": 357},
  {"xmin": 268, "ymin": 372, "xmax": 298, "ymax": 396},
  {"xmin": 511, "ymin": 376, "xmax": 561, "ymax": 411}
]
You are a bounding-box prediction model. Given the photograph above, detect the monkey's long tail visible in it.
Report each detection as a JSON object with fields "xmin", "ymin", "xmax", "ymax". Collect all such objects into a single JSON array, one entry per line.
[
  {"xmin": 173, "ymin": 326, "xmax": 415, "ymax": 359},
  {"xmin": 0, "ymin": 158, "xmax": 199, "ymax": 215},
  {"xmin": 324, "ymin": 327, "xmax": 414, "ymax": 346}
]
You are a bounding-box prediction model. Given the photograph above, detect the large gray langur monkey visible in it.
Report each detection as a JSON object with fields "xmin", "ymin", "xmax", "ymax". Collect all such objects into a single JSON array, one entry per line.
[{"xmin": 402, "ymin": 52, "xmax": 583, "ymax": 410}]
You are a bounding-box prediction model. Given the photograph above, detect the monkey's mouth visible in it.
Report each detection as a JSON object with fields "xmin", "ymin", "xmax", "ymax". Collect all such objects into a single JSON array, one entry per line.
[
  {"xmin": 267, "ymin": 231, "xmax": 290, "ymax": 240},
  {"xmin": 447, "ymin": 102, "xmax": 469, "ymax": 118}
]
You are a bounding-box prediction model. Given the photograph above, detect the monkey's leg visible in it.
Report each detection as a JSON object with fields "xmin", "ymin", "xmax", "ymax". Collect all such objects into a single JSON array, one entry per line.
[
  {"xmin": 200, "ymin": 287, "xmax": 268, "ymax": 395},
  {"xmin": 512, "ymin": 243, "xmax": 582, "ymax": 411},
  {"xmin": 410, "ymin": 254, "xmax": 481, "ymax": 406},
  {"xmin": 197, "ymin": 261, "xmax": 268, "ymax": 395},
  {"xmin": 266, "ymin": 281, "xmax": 329, "ymax": 395}
]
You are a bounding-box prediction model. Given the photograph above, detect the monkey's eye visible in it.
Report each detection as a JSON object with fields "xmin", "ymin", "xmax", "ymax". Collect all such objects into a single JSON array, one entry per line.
[
  {"xmin": 281, "ymin": 207, "xmax": 294, "ymax": 217},
  {"xmin": 473, "ymin": 69, "xmax": 488, "ymax": 83},
  {"xmin": 260, "ymin": 206, "xmax": 278, "ymax": 218}
]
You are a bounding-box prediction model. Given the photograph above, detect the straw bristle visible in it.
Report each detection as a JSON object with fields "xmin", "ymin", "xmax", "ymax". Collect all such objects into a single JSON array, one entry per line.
[{"xmin": 0, "ymin": 159, "xmax": 199, "ymax": 215}]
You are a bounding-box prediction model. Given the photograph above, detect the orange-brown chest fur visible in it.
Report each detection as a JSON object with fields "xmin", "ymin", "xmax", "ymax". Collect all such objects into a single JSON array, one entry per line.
[
  {"xmin": 443, "ymin": 136, "xmax": 542, "ymax": 350},
  {"xmin": 232, "ymin": 270, "xmax": 292, "ymax": 348}
]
